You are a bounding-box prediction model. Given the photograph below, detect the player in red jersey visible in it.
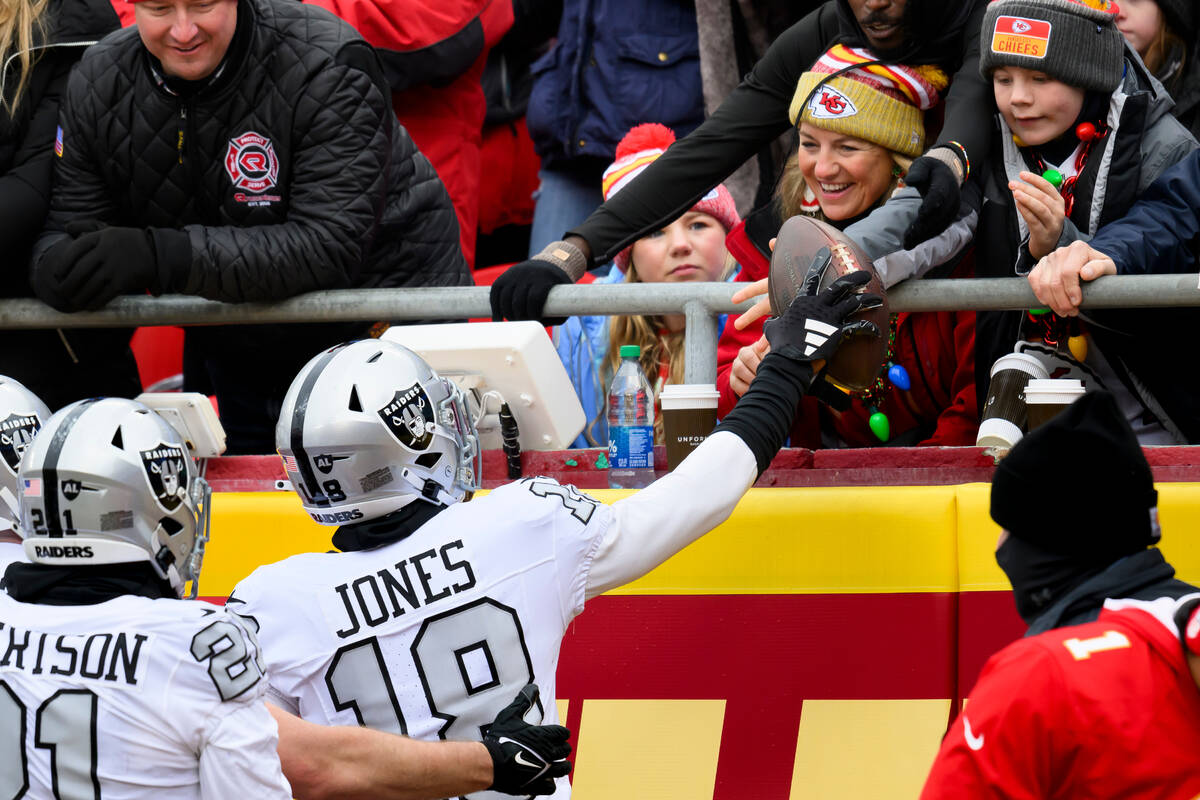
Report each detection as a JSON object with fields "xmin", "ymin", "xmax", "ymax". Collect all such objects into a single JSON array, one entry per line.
[
  {"xmin": 922, "ymin": 390, "xmax": 1200, "ymax": 796},
  {"xmin": 922, "ymin": 595, "xmax": 1200, "ymax": 797}
]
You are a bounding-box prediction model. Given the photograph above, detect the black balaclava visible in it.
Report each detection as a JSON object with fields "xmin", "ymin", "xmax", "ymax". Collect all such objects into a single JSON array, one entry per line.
[{"xmin": 990, "ymin": 391, "xmax": 1160, "ymax": 624}]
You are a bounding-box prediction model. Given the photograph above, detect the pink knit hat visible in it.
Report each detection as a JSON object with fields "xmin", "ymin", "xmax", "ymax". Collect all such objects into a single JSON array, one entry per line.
[{"xmin": 601, "ymin": 123, "xmax": 740, "ymax": 272}]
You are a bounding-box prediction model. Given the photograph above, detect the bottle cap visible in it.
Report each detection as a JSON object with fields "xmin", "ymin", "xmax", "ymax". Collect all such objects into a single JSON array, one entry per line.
[{"xmin": 619, "ymin": 345, "xmax": 641, "ymax": 358}]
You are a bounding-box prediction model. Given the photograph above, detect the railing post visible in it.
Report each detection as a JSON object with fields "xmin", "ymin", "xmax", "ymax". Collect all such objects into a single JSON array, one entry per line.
[{"xmin": 683, "ymin": 299, "xmax": 718, "ymax": 385}]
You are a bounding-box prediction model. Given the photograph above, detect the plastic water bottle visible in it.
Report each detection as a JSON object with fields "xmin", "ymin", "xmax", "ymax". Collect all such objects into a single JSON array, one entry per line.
[{"xmin": 607, "ymin": 344, "xmax": 655, "ymax": 489}]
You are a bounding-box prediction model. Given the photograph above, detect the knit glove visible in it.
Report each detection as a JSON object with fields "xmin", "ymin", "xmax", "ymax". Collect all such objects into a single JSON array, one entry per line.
[
  {"xmin": 482, "ymin": 684, "xmax": 572, "ymax": 795},
  {"xmin": 490, "ymin": 240, "xmax": 589, "ymax": 326},
  {"xmin": 902, "ymin": 148, "xmax": 965, "ymax": 250},
  {"xmin": 35, "ymin": 224, "xmax": 190, "ymax": 312}
]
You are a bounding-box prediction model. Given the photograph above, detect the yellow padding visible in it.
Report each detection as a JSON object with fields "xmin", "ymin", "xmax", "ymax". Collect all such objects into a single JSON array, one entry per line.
[
  {"xmin": 202, "ymin": 487, "xmax": 959, "ymax": 597},
  {"xmin": 201, "ymin": 483, "xmax": 1200, "ymax": 597},
  {"xmin": 955, "ymin": 482, "xmax": 1200, "ymax": 592},
  {"xmin": 571, "ymin": 700, "xmax": 725, "ymax": 800},
  {"xmin": 790, "ymin": 699, "xmax": 951, "ymax": 798},
  {"xmin": 597, "ymin": 486, "xmax": 958, "ymax": 595}
]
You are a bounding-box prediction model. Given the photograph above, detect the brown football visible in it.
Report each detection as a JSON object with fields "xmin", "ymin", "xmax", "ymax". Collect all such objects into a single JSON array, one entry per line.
[{"xmin": 767, "ymin": 215, "xmax": 889, "ymax": 392}]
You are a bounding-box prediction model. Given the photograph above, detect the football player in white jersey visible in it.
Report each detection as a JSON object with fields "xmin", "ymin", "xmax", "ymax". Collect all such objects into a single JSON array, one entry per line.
[
  {"xmin": 231, "ymin": 259, "xmax": 880, "ymax": 798},
  {"xmin": 1, "ymin": 397, "xmax": 572, "ymax": 800},
  {"xmin": 0, "ymin": 375, "xmax": 50, "ymax": 571}
]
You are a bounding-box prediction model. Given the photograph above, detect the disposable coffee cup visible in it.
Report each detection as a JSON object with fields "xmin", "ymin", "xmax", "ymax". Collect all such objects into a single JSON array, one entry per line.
[
  {"xmin": 660, "ymin": 384, "xmax": 719, "ymax": 471},
  {"xmin": 976, "ymin": 352, "xmax": 1050, "ymax": 448},
  {"xmin": 1024, "ymin": 378, "xmax": 1086, "ymax": 430}
]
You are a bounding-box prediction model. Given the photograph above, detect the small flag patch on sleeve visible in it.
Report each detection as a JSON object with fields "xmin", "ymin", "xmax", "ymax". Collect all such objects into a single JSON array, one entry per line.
[{"xmin": 54, "ymin": 126, "xmax": 64, "ymax": 157}]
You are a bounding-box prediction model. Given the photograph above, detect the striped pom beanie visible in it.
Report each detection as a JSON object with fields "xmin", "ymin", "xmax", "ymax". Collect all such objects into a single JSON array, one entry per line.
[
  {"xmin": 789, "ymin": 45, "xmax": 948, "ymax": 157},
  {"xmin": 601, "ymin": 123, "xmax": 740, "ymax": 272}
]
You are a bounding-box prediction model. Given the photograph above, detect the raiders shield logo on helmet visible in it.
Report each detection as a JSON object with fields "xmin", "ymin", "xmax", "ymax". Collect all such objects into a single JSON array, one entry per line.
[
  {"xmin": 378, "ymin": 384, "xmax": 434, "ymax": 451},
  {"xmin": 61, "ymin": 479, "xmax": 82, "ymax": 501},
  {"xmin": 0, "ymin": 412, "xmax": 40, "ymax": 475},
  {"xmin": 140, "ymin": 443, "xmax": 189, "ymax": 511}
]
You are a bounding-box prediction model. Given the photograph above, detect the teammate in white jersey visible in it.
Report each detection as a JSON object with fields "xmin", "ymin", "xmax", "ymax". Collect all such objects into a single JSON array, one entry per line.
[
  {"xmin": 232, "ymin": 257, "xmax": 880, "ymax": 797},
  {"xmin": 0, "ymin": 375, "xmax": 50, "ymax": 571},
  {"xmin": 2, "ymin": 397, "xmax": 572, "ymax": 800}
]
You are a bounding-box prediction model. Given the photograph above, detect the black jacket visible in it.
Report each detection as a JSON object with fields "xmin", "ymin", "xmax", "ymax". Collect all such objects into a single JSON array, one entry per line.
[
  {"xmin": 1, "ymin": 0, "xmax": 118, "ymax": 287},
  {"xmin": 35, "ymin": 0, "xmax": 468, "ymax": 300},
  {"xmin": 1026, "ymin": 548, "xmax": 1197, "ymax": 636},
  {"xmin": 569, "ymin": 0, "xmax": 989, "ymax": 264}
]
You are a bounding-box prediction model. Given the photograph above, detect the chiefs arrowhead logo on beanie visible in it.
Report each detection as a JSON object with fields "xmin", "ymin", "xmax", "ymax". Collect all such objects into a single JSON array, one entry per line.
[{"xmin": 789, "ymin": 44, "xmax": 948, "ymax": 158}]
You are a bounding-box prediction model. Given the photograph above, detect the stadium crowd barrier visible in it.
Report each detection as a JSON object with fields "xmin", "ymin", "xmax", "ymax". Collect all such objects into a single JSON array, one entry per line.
[
  {"xmin": 196, "ymin": 450, "xmax": 1200, "ymax": 799},
  {"xmin": 3, "ymin": 274, "xmax": 1199, "ymax": 385}
]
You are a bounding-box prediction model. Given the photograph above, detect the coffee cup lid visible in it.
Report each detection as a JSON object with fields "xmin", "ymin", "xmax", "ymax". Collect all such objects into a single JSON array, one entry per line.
[
  {"xmin": 660, "ymin": 383, "xmax": 719, "ymax": 409},
  {"xmin": 1024, "ymin": 379, "xmax": 1087, "ymax": 404},
  {"xmin": 989, "ymin": 351, "xmax": 1050, "ymax": 380}
]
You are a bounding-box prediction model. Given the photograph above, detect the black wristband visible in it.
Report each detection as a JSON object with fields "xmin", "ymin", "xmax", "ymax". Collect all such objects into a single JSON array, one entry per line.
[{"xmin": 715, "ymin": 352, "xmax": 813, "ymax": 477}]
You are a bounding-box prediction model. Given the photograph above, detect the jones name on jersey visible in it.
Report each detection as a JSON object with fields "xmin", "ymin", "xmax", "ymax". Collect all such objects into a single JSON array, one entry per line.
[{"xmin": 331, "ymin": 539, "xmax": 477, "ymax": 639}]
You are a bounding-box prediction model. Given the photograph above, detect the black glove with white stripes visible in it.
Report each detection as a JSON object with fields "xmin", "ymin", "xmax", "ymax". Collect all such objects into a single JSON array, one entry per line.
[
  {"xmin": 482, "ymin": 684, "xmax": 572, "ymax": 795},
  {"xmin": 717, "ymin": 247, "xmax": 882, "ymax": 476},
  {"xmin": 763, "ymin": 247, "xmax": 882, "ymax": 371}
]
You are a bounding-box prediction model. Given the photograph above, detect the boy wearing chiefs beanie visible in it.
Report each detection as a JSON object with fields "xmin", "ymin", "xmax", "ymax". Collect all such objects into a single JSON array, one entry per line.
[{"xmin": 973, "ymin": 0, "xmax": 1198, "ymax": 453}]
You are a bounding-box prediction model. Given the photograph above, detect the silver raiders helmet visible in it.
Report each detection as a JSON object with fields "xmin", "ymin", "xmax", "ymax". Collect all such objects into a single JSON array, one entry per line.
[
  {"xmin": 277, "ymin": 340, "xmax": 481, "ymax": 526},
  {"xmin": 17, "ymin": 397, "xmax": 211, "ymax": 597},
  {"xmin": 0, "ymin": 375, "xmax": 51, "ymax": 527}
]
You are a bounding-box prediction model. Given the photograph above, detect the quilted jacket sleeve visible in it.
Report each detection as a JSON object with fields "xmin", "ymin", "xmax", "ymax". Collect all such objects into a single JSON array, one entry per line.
[
  {"xmin": 176, "ymin": 42, "xmax": 441, "ymax": 301},
  {"xmin": 31, "ymin": 61, "xmax": 121, "ymax": 257}
]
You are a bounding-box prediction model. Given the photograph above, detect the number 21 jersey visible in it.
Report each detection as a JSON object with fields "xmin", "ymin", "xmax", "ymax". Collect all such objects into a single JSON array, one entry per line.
[{"xmin": 0, "ymin": 592, "xmax": 291, "ymax": 800}]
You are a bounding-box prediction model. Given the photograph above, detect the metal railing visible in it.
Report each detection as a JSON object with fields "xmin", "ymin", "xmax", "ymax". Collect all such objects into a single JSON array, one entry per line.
[{"xmin": 1, "ymin": 275, "xmax": 1197, "ymax": 383}]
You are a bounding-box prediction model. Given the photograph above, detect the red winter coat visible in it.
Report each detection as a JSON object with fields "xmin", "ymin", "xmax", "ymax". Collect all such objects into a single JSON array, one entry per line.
[
  {"xmin": 921, "ymin": 601, "xmax": 1200, "ymax": 798},
  {"xmin": 304, "ymin": 0, "xmax": 514, "ymax": 268},
  {"xmin": 718, "ymin": 219, "xmax": 978, "ymax": 447}
]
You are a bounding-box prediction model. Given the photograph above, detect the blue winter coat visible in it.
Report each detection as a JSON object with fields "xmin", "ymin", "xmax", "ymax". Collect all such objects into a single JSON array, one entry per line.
[{"xmin": 526, "ymin": 0, "xmax": 706, "ymax": 166}]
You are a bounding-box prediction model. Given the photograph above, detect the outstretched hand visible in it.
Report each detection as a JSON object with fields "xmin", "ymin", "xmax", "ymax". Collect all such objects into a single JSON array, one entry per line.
[
  {"xmin": 731, "ymin": 236, "xmax": 777, "ymax": 330},
  {"xmin": 482, "ymin": 684, "xmax": 572, "ymax": 796}
]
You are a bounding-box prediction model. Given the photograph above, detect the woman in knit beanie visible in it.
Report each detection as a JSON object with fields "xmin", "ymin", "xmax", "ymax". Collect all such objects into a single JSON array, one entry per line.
[
  {"xmin": 555, "ymin": 123, "xmax": 741, "ymax": 447},
  {"xmin": 782, "ymin": 45, "xmax": 948, "ymax": 225},
  {"xmin": 717, "ymin": 46, "xmax": 982, "ymax": 448}
]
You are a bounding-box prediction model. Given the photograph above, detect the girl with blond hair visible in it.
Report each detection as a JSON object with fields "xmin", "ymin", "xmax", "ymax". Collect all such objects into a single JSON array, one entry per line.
[{"xmin": 555, "ymin": 123, "xmax": 741, "ymax": 447}]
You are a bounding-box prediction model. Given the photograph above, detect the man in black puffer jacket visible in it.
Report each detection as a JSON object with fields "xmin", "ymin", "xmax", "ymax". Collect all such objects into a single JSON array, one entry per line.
[{"xmin": 31, "ymin": 0, "xmax": 470, "ymax": 453}]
